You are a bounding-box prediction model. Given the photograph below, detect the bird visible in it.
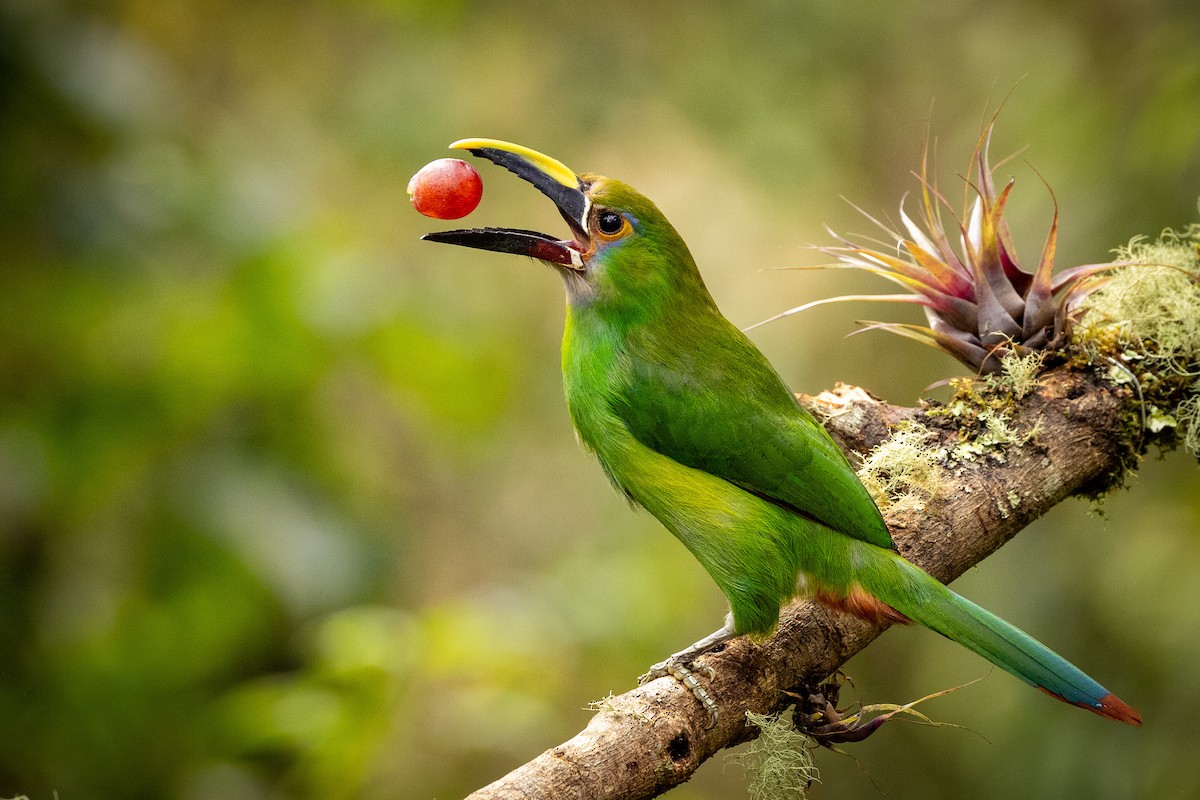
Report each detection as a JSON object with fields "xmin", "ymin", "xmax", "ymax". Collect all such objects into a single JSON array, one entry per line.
[{"xmin": 421, "ymin": 138, "xmax": 1141, "ymax": 728}]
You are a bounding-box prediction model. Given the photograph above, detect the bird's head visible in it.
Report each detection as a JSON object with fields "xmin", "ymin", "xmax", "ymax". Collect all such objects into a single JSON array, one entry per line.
[{"xmin": 422, "ymin": 139, "xmax": 707, "ymax": 312}]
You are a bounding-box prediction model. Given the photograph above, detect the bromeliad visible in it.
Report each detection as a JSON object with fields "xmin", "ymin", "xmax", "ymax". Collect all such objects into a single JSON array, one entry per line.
[
  {"xmin": 421, "ymin": 138, "xmax": 1141, "ymax": 728},
  {"xmin": 751, "ymin": 123, "xmax": 1117, "ymax": 374}
]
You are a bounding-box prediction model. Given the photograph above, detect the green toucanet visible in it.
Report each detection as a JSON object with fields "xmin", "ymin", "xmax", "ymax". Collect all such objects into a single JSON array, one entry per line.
[{"xmin": 422, "ymin": 138, "xmax": 1140, "ymax": 727}]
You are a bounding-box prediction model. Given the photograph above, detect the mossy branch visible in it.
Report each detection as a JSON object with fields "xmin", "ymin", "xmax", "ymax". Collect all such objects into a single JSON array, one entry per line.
[{"xmin": 463, "ymin": 365, "xmax": 1165, "ymax": 800}]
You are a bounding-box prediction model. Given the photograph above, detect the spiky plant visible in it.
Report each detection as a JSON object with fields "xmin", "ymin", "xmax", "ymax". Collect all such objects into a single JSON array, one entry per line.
[{"xmin": 759, "ymin": 124, "xmax": 1117, "ymax": 374}]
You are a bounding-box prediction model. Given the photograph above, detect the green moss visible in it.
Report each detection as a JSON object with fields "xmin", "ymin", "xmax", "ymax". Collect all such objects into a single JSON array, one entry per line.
[
  {"xmin": 923, "ymin": 366, "xmax": 1042, "ymax": 465},
  {"xmin": 986, "ymin": 351, "xmax": 1046, "ymax": 399},
  {"xmin": 856, "ymin": 421, "xmax": 944, "ymax": 513},
  {"xmin": 977, "ymin": 408, "xmax": 1033, "ymax": 451},
  {"xmin": 1076, "ymin": 224, "xmax": 1200, "ymax": 373},
  {"xmin": 1180, "ymin": 387, "xmax": 1200, "ymax": 453},
  {"xmin": 1146, "ymin": 405, "xmax": 1178, "ymax": 433},
  {"xmin": 858, "ymin": 355, "xmax": 1053, "ymax": 499},
  {"xmin": 1073, "ymin": 221, "xmax": 1200, "ymax": 454},
  {"xmin": 730, "ymin": 706, "xmax": 818, "ymax": 800}
]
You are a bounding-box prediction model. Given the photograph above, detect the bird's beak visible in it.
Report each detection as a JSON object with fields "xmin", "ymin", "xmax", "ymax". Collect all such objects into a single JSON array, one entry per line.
[{"xmin": 421, "ymin": 139, "xmax": 590, "ymax": 271}]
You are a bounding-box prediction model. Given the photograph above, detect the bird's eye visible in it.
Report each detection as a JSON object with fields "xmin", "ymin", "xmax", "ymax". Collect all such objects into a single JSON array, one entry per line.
[{"xmin": 597, "ymin": 210, "xmax": 624, "ymax": 236}]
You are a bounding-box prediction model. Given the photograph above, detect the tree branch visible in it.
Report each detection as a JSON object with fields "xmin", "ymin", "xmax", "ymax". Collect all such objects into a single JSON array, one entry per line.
[{"xmin": 465, "ymin": 367, "xmax": 1140, "ymax": 800}]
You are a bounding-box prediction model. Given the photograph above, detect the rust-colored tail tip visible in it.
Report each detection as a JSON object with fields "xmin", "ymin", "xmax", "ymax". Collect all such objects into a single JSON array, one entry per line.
[
  {"xmin": 1039, "ymin": 688, "xmax": 1143, "ymax": 726},
  {"xmin": 1096, "ymin": 692, "xmax": 1143, "ymax": 727}
]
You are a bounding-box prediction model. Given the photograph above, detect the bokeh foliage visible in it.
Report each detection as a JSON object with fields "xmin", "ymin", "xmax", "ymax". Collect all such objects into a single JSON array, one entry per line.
[{"xmin": 1, "ymin": 1, "xmax": 1198, "ymax": 798}]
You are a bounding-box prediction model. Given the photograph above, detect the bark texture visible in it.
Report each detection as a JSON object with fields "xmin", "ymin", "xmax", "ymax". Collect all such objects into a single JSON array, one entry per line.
[{"xmin": 466, "ymin": 368, "xmax": 1137, "ymax": 800}]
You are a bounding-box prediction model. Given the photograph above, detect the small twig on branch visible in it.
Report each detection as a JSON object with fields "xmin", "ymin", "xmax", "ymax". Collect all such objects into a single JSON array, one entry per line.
[{"xmin": 466, "ymin": 367, "xmax": 1139, "ymax": 800}]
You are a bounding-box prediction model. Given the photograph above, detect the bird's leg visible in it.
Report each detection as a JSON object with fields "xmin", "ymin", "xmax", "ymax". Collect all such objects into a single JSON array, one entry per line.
[
  {"xmin": 641, "ymin": 619, "xmax": 735, "ymax": 681},
  {"xmin": 638, "ymin": 618, "xmax": 735, "ymax": 728}
]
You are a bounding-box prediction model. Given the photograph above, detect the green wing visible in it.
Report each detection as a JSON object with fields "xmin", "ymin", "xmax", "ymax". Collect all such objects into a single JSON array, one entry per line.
[{"xmin": 616, "ymin": 324, "xmax": 893, "ymax": 550}]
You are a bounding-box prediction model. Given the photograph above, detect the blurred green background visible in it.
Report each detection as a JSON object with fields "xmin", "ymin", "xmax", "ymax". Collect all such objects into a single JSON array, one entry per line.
[{"xmin": 2, "ymin": 1, "xmax": 1199, "ymax": 798}]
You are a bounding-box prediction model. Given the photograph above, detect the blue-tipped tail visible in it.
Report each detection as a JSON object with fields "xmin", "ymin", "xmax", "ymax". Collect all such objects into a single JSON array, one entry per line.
[{"xmin": 866, "ymin": 555, "xmax": 1141, "ymax": 726}]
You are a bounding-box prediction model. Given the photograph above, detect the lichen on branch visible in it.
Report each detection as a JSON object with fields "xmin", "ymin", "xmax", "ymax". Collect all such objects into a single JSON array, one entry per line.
[{"xmin": 1074, "ymin": 222, "xmax": 1200, "ymax": 455}]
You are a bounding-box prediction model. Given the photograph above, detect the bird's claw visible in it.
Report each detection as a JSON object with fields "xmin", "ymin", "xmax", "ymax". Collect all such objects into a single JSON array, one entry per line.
[
  {"xmin": 640, "ymin": 622, "xmax": 733, "ymax": 728},
  {"xmin": 639, "ymin": 656, "xmax": 720, "ymax": 728},
  {"xmin": 637, "ymin": 657, "xmax": 673, "ymax": 685}
]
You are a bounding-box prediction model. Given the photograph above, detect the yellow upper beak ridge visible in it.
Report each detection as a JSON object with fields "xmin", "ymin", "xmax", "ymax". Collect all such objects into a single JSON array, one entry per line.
[{"xmin": 450, "ymin": 138, "xmax": 580, "ymax": 189}]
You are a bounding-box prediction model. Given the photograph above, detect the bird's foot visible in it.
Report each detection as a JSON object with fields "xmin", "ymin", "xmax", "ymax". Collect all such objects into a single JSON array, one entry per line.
[
  {"xmin": 639, "ymin": 657, "xmax": 717, "ymax": 684},
  {"xmin": 640, "ymin": 659, "xmax": 719, "ymax": 727},
  {"xmin": 638, "ymin": 622, "xmax": 734, "ymax": 729}
]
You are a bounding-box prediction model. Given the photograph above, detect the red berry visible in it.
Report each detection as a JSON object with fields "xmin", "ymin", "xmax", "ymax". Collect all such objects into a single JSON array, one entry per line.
[{"xmin": 408, "ymin": 158, "xmax": 483, "ymax": 220}]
